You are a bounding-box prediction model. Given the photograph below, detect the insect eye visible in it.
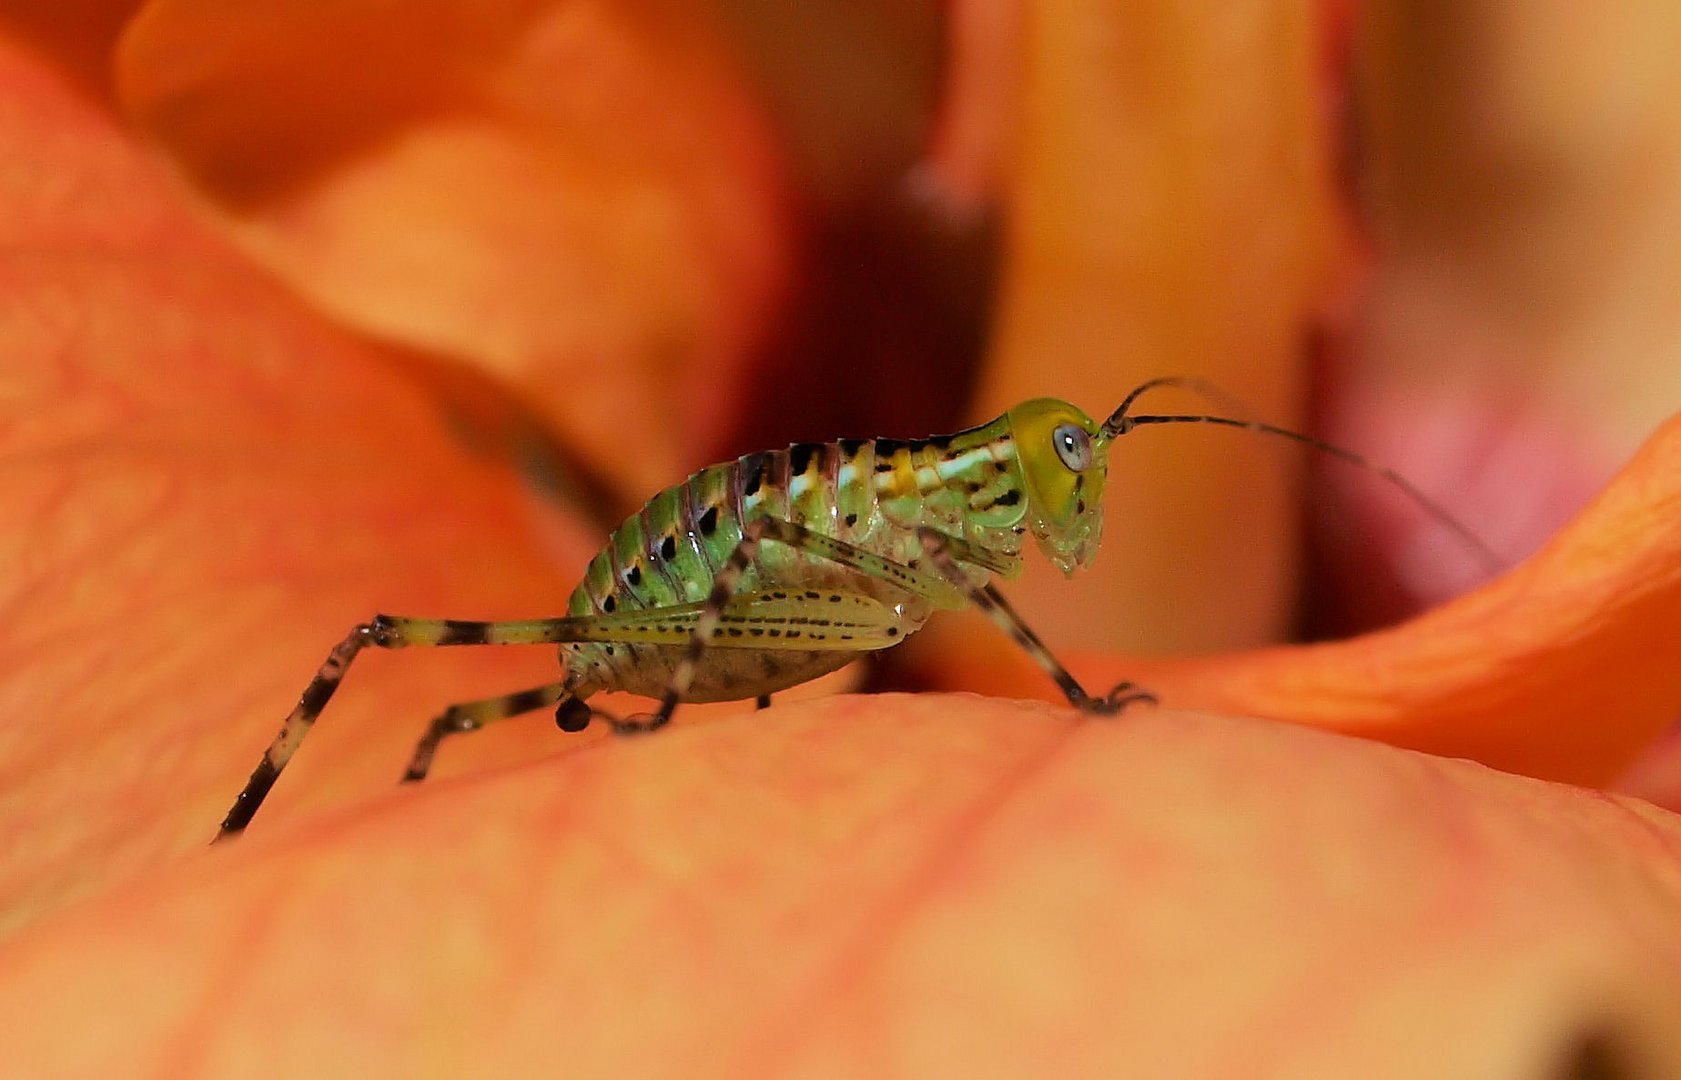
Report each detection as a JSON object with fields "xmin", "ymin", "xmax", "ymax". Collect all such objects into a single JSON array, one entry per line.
[{"xmin": 1052, "ymin": 423, "xmax": 1093, "ymax": 471}]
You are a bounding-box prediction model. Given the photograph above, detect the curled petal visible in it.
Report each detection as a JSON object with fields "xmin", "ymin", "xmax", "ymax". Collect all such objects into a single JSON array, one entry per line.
[
  {"xmin": 116, "ymin": 0, "xmax": 795, "ymax": 495},
  {"xmin": 0, "ymin": 1, "xmax": 143, "ymax": 100}
]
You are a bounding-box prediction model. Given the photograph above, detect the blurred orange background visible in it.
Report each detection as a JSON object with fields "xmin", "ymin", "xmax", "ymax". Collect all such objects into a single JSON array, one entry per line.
[{"xmin": 4, "ymin": 2, "xmax": 1681, "ymax": 1075}]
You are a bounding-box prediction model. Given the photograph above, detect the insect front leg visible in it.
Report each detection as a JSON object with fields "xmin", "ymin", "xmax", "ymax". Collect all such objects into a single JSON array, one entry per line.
[{"xmin": 915, "ymin": 527, "xmax": 1156, "ymax": 716}]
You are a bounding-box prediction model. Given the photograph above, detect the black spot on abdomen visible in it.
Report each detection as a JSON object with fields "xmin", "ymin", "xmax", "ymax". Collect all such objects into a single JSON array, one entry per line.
[{"xmin": 738, "ymin": 452, "xmax": 770, "ymax": 498}]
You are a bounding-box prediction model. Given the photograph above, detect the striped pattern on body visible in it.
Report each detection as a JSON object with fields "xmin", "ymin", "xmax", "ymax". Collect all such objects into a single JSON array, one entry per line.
[
  {"xmin": 567, "ymin": 419, "xmax": 1034, "ymax": 621},
  {"xmin": 554, "ymin": 419, "xmax": 1036, "ymax": 702}
]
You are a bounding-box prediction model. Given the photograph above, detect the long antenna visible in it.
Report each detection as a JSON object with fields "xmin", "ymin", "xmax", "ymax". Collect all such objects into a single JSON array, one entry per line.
[
  {"xmin": 1100, "ymin": 388, "xmax": 1505, "ymax": 576},
  {"xmin": 1107, "ymin": 374, "xmax": 1252, "ymax": 424}
]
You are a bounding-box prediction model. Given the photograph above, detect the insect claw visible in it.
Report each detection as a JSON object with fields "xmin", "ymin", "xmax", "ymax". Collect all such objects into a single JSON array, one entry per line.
[
  {"xmin": 1105, "ymin": 682, "xmax": 1157, "ymax": 711},
  {"xmin": 610, "ymin": 712, "xmax": 663, "ymax": 736},
  {"xmin": 1073, "ymin": 682, "xmax": 1157, "ymax": 716}
]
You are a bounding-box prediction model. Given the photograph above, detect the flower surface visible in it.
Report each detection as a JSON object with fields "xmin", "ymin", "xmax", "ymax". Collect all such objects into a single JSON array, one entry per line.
[{"xmin": 3, "ymin": 3, "xmax": 1681, "ymax": 1077}]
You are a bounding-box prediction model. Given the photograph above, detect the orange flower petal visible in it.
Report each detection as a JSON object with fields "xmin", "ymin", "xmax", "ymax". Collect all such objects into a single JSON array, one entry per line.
[
  {"xmin": 1305, "ymin": 0, "xmax": 1681, "ymax": 633},
  {"xmin": 936, "ymin": 404, "xmax": 1681, "ymax": 786},
  {"xmin": 115, "ymin": 0, "xmax": 796, "ymax": 495},
  {"xmin": 0, "ymin": 42, "xmax": 598, "ymax": 932},
  {"xmin": 1350, "ymin": 0, "xmax": 1681, "ymax": 455},
  {"xmin": 8, "ymin": 15, "xmax": 1681, "ymax": 1075},
  {"xmin": 2, "ymin": 698, "xmax": 1680, "ymax": 1074},
  {"xmin": 1616, "ymin": 730, "xmax": 1681, "ymax": 813},
  {"xmin": 917, "ymin": 0, "xmax": 1019, "ymax": 215},
  {"xmin": 0, "ymin": 0, "xmax": 144, "ymax": 100},
  {"xmin": 964, "ymin": 1, "xmax": 1343, "ymax": 655}
]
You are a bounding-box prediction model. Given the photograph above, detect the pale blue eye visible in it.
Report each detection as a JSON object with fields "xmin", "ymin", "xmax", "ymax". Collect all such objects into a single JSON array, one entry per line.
[{"xmin": 1053, "ymin": 423, "xmax": 1092, "ymax": 471}]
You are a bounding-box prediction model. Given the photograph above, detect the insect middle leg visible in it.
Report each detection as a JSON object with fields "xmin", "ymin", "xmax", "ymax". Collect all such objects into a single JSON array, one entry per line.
[
  {"xmin": 632, "ymin": 514, "xmax": 1067, "ymax": 730},
  {"xmin": 399, "ymin": 681, "xmax": 576, "ymax": 784},
  {"xmin": 621, "ymin": 516, "xmax": 940, "ymax": 734},
  {"xmin": 402, "ymin": 683, "xmax": 772, "ymax": 781},
  {"xmin": 914, "ymin": 526, "xmax": 1155, "ymax": 715},
  {"xmin": 658, "ymin": 516, "xmax": 1147, "ymax": 716}
]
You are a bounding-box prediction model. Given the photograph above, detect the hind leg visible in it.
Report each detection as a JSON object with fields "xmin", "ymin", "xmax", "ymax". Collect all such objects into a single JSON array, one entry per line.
[{"xmin": 215, "ymin": 612, "xmax": 612, "ymax": 842}]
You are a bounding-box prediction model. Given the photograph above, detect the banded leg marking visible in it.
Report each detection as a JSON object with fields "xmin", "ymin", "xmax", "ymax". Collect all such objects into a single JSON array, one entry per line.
[
  {"xmin": 401, "ymin": 682, "xmax": 573, "ymax": 784},
  {"xmin": 214, "ymin": 612, "xmax": 598, "ymax": 843},
  {"xmin": 915, "ymin": 527, "xmax": 1155, "ymax": 715},
  {"xmin": 216, "ymin": 621, "xmax": 386, "ymax": 843}
]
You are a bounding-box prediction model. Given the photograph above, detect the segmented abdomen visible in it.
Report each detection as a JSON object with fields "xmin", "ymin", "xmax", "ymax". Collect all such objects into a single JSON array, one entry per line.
[
  {"xmin": 565, "ymin": 423, "xmax": 1024, "ymax": 621},
  {"xmin": 558, "ymin": 425, "xmax": 1028, "ymax": 701},
  {"xmin": 571, "ymin": 442, "xmax": 842, "ymax": 618}
]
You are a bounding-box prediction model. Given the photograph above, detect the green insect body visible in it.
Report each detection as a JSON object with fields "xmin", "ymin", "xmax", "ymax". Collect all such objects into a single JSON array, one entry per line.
[
  {"xmin": 555, "ymin": 398, "xmax": 1101, "ymax": 705},
  {"xmin": 215, "ymin": 379, "xmax": 1492, "ymax": 841}
]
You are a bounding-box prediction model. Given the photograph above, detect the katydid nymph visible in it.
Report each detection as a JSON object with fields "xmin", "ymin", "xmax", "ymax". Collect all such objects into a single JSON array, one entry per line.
[{"xmin": 214, "ymin": 376, "xmax": 1495, "ymax": 841}]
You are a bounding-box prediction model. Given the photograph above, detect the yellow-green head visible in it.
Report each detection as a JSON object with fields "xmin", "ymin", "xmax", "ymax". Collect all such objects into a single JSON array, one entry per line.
[{"xmin": 1004, "ymin": 398, "xmax": 1110, "ymax": 576}]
